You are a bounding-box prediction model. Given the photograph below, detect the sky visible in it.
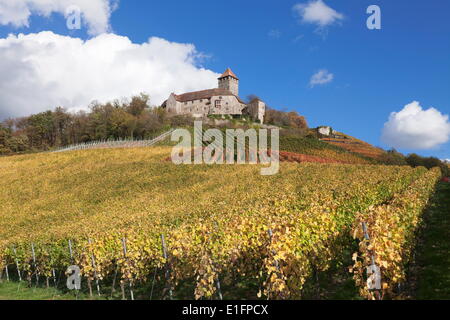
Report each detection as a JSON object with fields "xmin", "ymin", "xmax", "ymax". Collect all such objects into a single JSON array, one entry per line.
[{"xmin": 0, "ymin": 0, "xmax": 449, "ymax": 160}]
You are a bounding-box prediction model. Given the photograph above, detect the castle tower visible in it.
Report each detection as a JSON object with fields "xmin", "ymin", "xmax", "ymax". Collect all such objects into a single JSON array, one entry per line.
[{"xmin": 218, "ymin": 68, "xmax": 239, "ymax": 96}]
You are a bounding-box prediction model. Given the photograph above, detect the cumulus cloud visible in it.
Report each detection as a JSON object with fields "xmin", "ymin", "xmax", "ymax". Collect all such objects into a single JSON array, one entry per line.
[
  {"xmin": 0, "ymin": 0, "xmax": 118, "ymax": 35},
  {"xmin": 382, "ymin": 101, "xmax": 450, "ymax": 150},
  {"xmin": 309, "ymin": 69, "xmax": 334, "ymax": 87},
  {"xmin": 293, "ymin": 0, "xmax": 343, "ymax": 29},
  {"xmin": 0, "ymin": 31, "xmax": 220, "ymax": 119}
]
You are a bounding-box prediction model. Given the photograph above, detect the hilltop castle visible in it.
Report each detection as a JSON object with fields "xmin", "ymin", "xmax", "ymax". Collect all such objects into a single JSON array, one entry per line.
[{"xmin": 162, "ymin": 68, "xmax": 265, "ymax": 123}]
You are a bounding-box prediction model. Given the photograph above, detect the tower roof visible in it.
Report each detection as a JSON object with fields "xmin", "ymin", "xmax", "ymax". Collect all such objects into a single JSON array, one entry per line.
[{"xmin": 218, "ymin": 68, "xmax": 239, "ymax": 80}]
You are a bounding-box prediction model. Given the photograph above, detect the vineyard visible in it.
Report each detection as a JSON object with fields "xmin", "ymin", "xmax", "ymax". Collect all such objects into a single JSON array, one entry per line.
[
  {"xmin": 279, "ymin": 135, "xmax": 375, "ymax": 165},
  {"xmin": 0, "ymin": 146, "xmax": 442, "ymax": 299},
  {"xmin": 320, "ymin": 132, "xmax": 386, "ymax": 160}
]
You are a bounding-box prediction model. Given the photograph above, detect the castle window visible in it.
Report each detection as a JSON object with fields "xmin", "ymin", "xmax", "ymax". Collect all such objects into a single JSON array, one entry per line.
[{"xmin": 215, "ymin": 100, "xmax": 221, "ymax": 108}]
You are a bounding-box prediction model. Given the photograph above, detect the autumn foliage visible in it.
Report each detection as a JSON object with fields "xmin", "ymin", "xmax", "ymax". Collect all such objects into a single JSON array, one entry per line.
[{"xmin": 0, "ymin": 146, "xmax": 442, "ymax": 299}]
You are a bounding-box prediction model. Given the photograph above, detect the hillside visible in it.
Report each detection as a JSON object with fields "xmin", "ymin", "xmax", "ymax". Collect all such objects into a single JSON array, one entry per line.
[
  {"xmin": 154, "ymin": 124, "xmax": 381, "ymax": 165},
  {"xmin": 279, "ymin": 133, "xmax": 376, "ymax": 164},
  {"xmin": 0, "ymin": 92, "xmax": 395, "ymax": 168},
  {"xmin": 0, "ymin": 146, "xmax": 441, "ymax": 300},
  {"xmin": 319, "ymin": 131, "xmax": 386, "ymax": 160},
  {"xmin": 0, "ymin": 144, "xmax": 375, "ymax": 245}
]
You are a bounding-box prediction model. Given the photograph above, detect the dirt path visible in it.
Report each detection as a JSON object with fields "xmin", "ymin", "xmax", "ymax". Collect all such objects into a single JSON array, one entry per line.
[{"xmin": 412, "ymin": 182, "xmax": 450, "ymax": 299}]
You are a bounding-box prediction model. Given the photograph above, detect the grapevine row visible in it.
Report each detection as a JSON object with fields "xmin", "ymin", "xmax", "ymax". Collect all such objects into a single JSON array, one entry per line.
[{"xmin": 0, "ymin": 163, "xmax": 441, "ymax": 299}]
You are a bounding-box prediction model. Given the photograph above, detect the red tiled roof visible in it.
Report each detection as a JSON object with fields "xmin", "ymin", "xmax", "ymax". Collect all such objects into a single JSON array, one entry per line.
[
  {"xmin": 174, "ymin": 88, "xmax": 245, "ymax": 104},
  {"xmin": 218, "ymin": 68, "xmax": 239, "ymax": 80}
]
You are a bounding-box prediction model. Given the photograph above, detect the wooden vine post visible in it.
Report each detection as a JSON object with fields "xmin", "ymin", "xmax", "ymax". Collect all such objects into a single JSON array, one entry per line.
[
  {"xmin": 267, "ymin": 229, "xmax": 282, "ymax": 300},
  {"xmin": 207, "ymin": 228, "xmax": 223, "ymax": 300},
  {"xmin": 111, "ymin": 264, "xmax": 119, "ymax": 298},
  {"xmin": 121, "ymin": 237, "xmax": 134, "ymax": 300},
  {"xmin": 68, "ymin": 240, "xmax": 79, "ymax": 298},
  {"xmin": 31, "ymin": 243, "xmax": 39, "ymax": 285},
  {"xmin": 88, "ymin": 238, "xmax": 101, "ymax": 296},
  {"xmin": 215, "ymin": 274, "xmax": 223, "ymax": 301},
  {"xmin": 52, "ymin": 268, "xmax": 57, "ymax": 288},
  {"xmin": 4, "ymin": 265, "xmax": 9, "ymax": 282},
  {"xmin": 361, "ymin": 222, "xmax": 382, "ymax": 300},
  {"xmin": 12, "ymin": 246, "xmax": 21, "ymax": 282},
  {"xmin": 161, "ymin": 234, "xmax": 173, "ymax": 300}
]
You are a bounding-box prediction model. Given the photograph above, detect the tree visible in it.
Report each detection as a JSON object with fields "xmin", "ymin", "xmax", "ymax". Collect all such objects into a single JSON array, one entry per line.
[
  {"xmin": 53, "ymin": 107, "xmax": 72, "ymax": 147},
  {"xmin": 379, "ymin": 149, "xmax": 407, "ymax": 165},
  {"xmin": 126, "ymin": 94, "xmax": 150, "ymax": 116},
  {"xmin": 25, "ymin": 111, "xmax": 56, "ymax": 149},
  {"xmin": 0, "ymin": 124, "xmax": 11, "ymax": 154},
  {"xmin": 406, "ymin": 153, "xmax": 449, "ymax": 176},
  {"xmin": 265, "ymin": 108, "xmax": 308, "ymax": 129},
  {"xmin": 406, "ymin": 154, "xmax": 423, "ymax": 167},
  {"xmin": 287, "ymin": 112, "xmax": 308, "ymax": 129}
]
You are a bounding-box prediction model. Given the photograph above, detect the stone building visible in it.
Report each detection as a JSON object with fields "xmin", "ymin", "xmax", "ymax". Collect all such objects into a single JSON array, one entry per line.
[
  {"xmin": 162, "ymin": 68, "xmax": 265, "ymax": 123},
  {"xmin": 317, "ymin": 126, "xmax": 333, "ymax": 136}
]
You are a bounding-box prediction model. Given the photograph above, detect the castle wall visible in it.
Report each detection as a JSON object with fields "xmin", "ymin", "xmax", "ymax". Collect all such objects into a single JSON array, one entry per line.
[
  {"xmin": 166, "ymin": 69, "xmax": 265, "ymax": 122},
  {"xmin": 175, "ymin": 95, "xmax": 245, "ymax": 117},
  {"xmin": 166, "ymin": 93, "xmax": 179, "ymax": 113},
  {"xmin": 247, "ymin": 99, "xmax": 266, "ymax": 123}
]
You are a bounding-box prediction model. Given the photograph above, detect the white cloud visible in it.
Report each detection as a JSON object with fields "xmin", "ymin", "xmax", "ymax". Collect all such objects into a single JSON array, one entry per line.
[
  {"xmin": 0, "ymin": 0, "xmax": 118, "ymax": 35},
  {"xmin": 382, "ymin": 101, "xmax": 450, "ymax": 150},
  {"xmin": 293, "ymin": 0, "xmax": 343, "ymax": 29},
  {"xmin": 0, "ymin": 31, "xmax": 220, "ymax": 119},
  {"xmin": 309, "ymin": 69, "xmax": 334, "ymax": 87}
]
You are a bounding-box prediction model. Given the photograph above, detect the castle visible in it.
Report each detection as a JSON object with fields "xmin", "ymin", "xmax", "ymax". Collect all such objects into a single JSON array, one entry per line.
[{"xmin": 162, "ymin": 68, "xmax": 266, "ymax": 123}]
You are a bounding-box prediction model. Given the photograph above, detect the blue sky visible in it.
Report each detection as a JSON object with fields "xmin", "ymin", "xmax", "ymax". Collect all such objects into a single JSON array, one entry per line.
[{"xmin": 0, "ymin": 0, "xmax": 449, "ymax": 159}]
